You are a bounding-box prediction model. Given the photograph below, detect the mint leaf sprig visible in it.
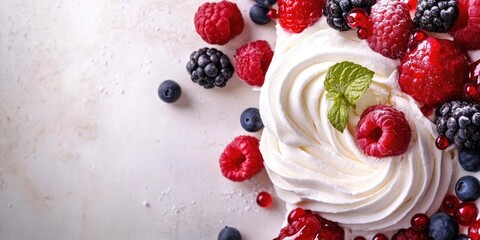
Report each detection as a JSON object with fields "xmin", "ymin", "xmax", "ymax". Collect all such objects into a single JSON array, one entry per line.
[{"xmin": 324, "ymin": 61, "xmax": 374, "ymax": 132}]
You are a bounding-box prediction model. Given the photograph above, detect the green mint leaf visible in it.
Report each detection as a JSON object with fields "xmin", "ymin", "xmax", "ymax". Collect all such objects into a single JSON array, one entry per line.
[
  {"xmin": 324, "ymin": 61, "xmax": 374, "ymax": 132},
  {"xmin": 344, "ymin": 67, "xmax": 374, "ymax": 105},
  {"xmin": 328, "ymin": 98, "xmax": 349, "ymax": 133},
  {"xmin": 326, "ymin": 91, "xmax": 341, "ymax": 101},
  {"xmin": 324, "ymin": 62, "xmax": 348, "ymax": 94}
]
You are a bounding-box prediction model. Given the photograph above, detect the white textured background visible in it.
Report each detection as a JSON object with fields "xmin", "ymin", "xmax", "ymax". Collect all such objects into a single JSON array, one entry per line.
[{"xmin": 0, "ymin": 0, "xmax": 283, "ymax": 239}]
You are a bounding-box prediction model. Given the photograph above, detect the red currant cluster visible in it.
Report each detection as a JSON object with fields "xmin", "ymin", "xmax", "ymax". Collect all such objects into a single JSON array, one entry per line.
[
  {"xmin": 441, "ymin": 194, "xmax": 480, "ymax": 238},
  {"xmin": 345, "ymin": 8, "xmax": 370, "ymax": 39},
  {"xmin": 352, "ymin": 214, "xmax": 429, "ymax": 240}
]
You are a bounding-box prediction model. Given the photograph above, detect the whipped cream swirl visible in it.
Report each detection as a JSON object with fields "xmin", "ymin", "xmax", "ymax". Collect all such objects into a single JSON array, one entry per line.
[{"xmin": 259, "ymin": 19, "xmax": 454, "ymax": 233}]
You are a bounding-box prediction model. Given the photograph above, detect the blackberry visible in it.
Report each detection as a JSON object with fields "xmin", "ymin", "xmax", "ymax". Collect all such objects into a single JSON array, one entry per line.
[
  {"xmin": 186, "ymin": 47, "xmax": 234, "ymax": 89},
  {"xmin": 413, "ymin": 0, "xmax": 459, "ymax": 33},
  {"xmin": 323, "ymin": 0, "xmax": 376, "ymax": 31},
  {"xmin": 435, "ymin": 100, "xmax": 480, "ymax": 149}
]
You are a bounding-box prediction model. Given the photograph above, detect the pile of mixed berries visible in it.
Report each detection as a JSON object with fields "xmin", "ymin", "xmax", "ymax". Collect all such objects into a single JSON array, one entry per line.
[{"xmin": 158, "ymin": 0, "xmax": 480, "ymax": 239}]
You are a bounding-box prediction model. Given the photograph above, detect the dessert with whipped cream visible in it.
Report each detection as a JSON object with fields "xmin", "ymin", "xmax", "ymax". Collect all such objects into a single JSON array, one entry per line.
[
  {"xmin": 258, "ymin": 0, "xmax": 480, "ymax": 239},
  {"xmin": 192, "ymin": 0, "xmax": 480, "ymax": 238}
]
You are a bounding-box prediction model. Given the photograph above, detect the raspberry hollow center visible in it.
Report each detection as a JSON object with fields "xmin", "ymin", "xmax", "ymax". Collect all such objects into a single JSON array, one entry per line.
[{"xmin": 370, "ymin": 127, "xmax": 383, "ymax": 142}]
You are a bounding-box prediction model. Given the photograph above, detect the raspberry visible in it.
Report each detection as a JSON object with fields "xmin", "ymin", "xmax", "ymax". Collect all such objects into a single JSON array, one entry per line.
[
  {"xmin": 276, "ymin": 209, "xmax": 344, "ymax": 240},
  {"xmin": 398, "ymin": 36, "xmax": 470, "ymax": 107},
  {"xmin": 219, "ymin": 135, "xmax": 264, "ymax": 182},
  {"xmin": 392, "ymin": 227, "xmax": 430, "ymax": 240},
  {"xmin": 366, "ymin": 0, "xmax": 414, "ymax": 59},
  {"xmin": 194, "ymin": 1, "xmax": 244, "ymax": 45},
  {"xmin": 356, "ymin": 105, "xmax": 411, "ymax": 158},
  {"xmin": 277, "ymin": 0, "xmax": 325, "ymax": 33},
  {"xmin": 413, "ymin": 0, "xmax": 459, "ymax": 32},
  {"xmin": 234, "ymin": 40, "xmax": 274, "ymax": 87},
  {"xmin": 449, "ymin": 0, "xmax": 480, "ymax": 50}
]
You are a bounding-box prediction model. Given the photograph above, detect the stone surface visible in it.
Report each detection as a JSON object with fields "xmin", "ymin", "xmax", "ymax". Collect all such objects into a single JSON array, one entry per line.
[{"xmin": 0, "ymin": 0, "xmax": 281, "ymax": 239}]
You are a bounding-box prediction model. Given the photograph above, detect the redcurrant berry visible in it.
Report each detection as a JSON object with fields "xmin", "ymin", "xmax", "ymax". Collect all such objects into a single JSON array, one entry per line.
[
  {"xmin": 465, "ymin": 82, "xmax": 478, "ymax": 98},
  {"xmin": 411, "ymin": 213, "xmax": 429, "ymax": 232},
  {"xmin": 435, "ymin": 135, "xmax": 449, "ymax": 150},
  {"xmin": 470, "ymin": 59, "xmax": 480, "ymax": 83},
  {"xmin": 454, "ymin": 202, "xmax": 478, "ymax": 226},
  {"xmin": 413, "ymin": 31, "xmax": 427, "ymax": 43},
  {"xmin": 357, "ymin": 27, "xmax": 368, "ymax": 40},
  {"xmin": 346, "ymin": 8, "xmax": 368, "ymax": 29},
  {"xmin": 267, "ymin": 9, "xmax": 277, "ymax": 20},
  {"xmin": 408, "ymin": 31, "xmax": 428, "ymax": 49},
  {"xmin": 372, "ymin": 233, "xmax": 388, "ymax": 240},
  {"xmin": 256, "ymin": 191, "xmax": 272, "ymax": 208},
  {"xmin": 441, "ymin": 195, "xmax": 460, "ymax": 214}
]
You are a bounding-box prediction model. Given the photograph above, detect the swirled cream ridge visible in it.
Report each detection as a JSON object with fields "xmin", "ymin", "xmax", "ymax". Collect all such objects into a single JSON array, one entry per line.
[{"xmin": 259, "ymin": 18, "xmax": 456, "ymax": 236}]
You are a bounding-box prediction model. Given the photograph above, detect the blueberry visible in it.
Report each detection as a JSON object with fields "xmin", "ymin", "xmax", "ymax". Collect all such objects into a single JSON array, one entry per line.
[
  {"xmin": 218, "ymin": 226, "xmax": 242, "ymax": 240},
  {"xmin": 428, "ymin": 212, "xmax": 459, "ymax": 240},
  {"xmin": 240, "ymin": 108, "xmax": 264, "ymax": 132},
  {"xmin": 254, "ymin": 0, "xmax": 276, "ymax": 7},
  {"xmin": 249, "ymin": 4, "xmax": 271, "ymax": 25},
  {"xmin": 455, "ymin": 175, "xmax": 480, "ymax": 202},
  {"xmin": 459, "ymin": 148, "xmax": 480, "ymax": 172},
  {"xmin": 158, "ymin": 80, "xmax": 181, "ymax": 103},
  {"xmin": 456, "ymin": 234, "xmax": 468, "ymax": 240}
]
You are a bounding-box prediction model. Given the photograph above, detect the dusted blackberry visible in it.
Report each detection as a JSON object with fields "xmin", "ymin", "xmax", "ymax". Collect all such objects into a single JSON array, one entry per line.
[
  {"xmin": 413, "ymin": 0, "xmax": 459, "ymax": 32},
  {"xmin": 323, "ymin": 0, "xmax": 376, "ymax": 31},
  {"xmin": 435, "ymin": 100, "xmax": 480, "ymax": 149},
  {"xmin": 186, "ymin": 47, "xmax": 234, "ymax": 89}
]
